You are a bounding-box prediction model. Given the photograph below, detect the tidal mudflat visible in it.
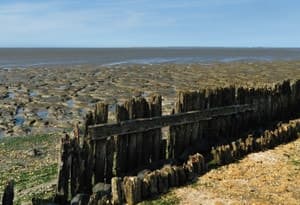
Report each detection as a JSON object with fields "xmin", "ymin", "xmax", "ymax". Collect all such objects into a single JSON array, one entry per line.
[{"xmin": 1, "ymin": 61, "xmax": 300, "ymax": 137}]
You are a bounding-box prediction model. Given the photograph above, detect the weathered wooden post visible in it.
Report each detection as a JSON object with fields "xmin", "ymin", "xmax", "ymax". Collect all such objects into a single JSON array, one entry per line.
[
  {"xmin": 111, "ymin": 177, "xmax": 123, "ymax": 205},
  {"xmin": 169, "ymin": 91, "xmax": 188, "ymax": 159},
  {"xmin": 114, "ymin": 104, "xmax": 129, "ymax": 176},
  {"xmin": 82, "ymin": 111, "xmax": 95, "ymax": 194},
  {"xmin": 93, "ymin": 103, "xmax": 109, "ymax": 183},
  {"xmin": 134, "ymin": 97, "xmax": 150, "ymax": 168},
  {"xmin": 123, "ymin": 176, "xmax": 142, "ymax": 205},
  {"xmin": 169, "ymin": 91, "xmax": 202, "ymax": 159},
  {"xmin": 148, "ymin": 95, "xmax": 163, "ymax": 161},
  {"xmin": 293, "ymin": 80, "xmax": 300, "ymax": 114},
  {"xmin": 55, "ymin": 134, "xmax": 71, "ymax": 203},
  {"xmin": 71, "ymin": 137, "xmax": 81, "ymax": 197},
  {"xmin": 2, "ymin": 180, "xmax": 14, "ymax": 205}
]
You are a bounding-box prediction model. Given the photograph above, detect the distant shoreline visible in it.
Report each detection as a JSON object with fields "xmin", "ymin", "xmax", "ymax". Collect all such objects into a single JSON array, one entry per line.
[
  {"xmin": 2, "ymin": 46, "xmax": 300, "ymax": 49},
  {"xmin": 1, "ymin": 47, "xmax": 300, "ymax": 69},
  {"xmin": 0, "ymin": 59, "xmax": 298, "ymax": 70}
]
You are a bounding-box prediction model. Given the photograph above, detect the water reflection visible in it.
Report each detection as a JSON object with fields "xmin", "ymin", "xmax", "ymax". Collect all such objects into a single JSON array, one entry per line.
[
  {"xmin": 0, "ymin": 129, "xmax": 4, "ymax": 139},
  {"xmin": 14, "ymin": 106, "xmax": 25, "ymax": 126},
  {"xmin": 29, "ymin": 90, "xmax": 38, "ymax": 97},
  {"xmin": 37, "ymin": 110, "xmax": 48, "ymax": 119},
  {"xmin": 4, "ymin": 91, "xmax": 15, "ymax": 99},
  {"xmin": 66, "ymin": 99, "xmax": 74, "ymax": 108}
]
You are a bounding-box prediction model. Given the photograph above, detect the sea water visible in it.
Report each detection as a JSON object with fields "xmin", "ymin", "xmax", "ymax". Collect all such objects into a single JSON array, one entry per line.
[{"xmin": 0, "ymin": 47, "xmax": 300, "ymax": 68}]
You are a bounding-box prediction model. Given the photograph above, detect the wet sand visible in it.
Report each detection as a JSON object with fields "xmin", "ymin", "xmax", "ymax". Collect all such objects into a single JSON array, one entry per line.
[{"xmin": 1, "ymin": 61, "xmax": 300, "ymax": 137}]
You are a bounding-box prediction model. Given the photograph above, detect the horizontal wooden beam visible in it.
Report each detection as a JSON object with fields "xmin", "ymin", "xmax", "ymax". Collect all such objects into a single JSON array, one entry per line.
[{"xmin": 89, "ymin": 104, "xmax": 254, "ymax": 140}]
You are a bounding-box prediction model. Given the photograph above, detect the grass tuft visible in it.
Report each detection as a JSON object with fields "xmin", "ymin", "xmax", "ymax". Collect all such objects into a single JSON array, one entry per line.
[{"xmin": 0, "ymin": 134, "xmax": 60, "ymax": 204}]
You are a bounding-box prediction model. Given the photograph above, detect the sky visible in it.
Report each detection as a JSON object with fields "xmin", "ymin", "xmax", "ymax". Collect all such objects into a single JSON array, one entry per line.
[{"xmin": 0, "ymin": 0, "xmax": 299, "ymax": 47}]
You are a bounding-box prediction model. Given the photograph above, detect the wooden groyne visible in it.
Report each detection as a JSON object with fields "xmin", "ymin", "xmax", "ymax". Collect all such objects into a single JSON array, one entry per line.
[
  {"xmin": 109, "ymin": 119, "xmax": 300, "ymax": 205},
  {"xmin": 53, "ymin": 79, "xmax": 300, "ymax": 205}
]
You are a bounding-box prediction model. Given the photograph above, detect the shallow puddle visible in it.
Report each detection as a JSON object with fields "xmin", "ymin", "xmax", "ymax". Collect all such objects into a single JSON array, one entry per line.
[
  {"xmin": 67, "ymin": 99, "xmax": 74, "ymax": 108},
  {"xmin": 57, "ymin": 85, "xmax": 67, "ymax": 90},
  {"xmin": 14, "ymin": 116, "xmax": 25, "ymax": 126},
  {"xmin": 14, "ymin": 106, "xmax": 25, "ymax": 126},
  {"xmin": 78, "ymin": 108, "xmax": 87, "ymax": 116},
  {"xmin": 141, "ymin": 92, "xmax": 149, "ymax": 98},
  {"xmin": 0, "ymin": 129, "xmax": 4, "ymax": 139},
  {"xmin": 4, "ymin": 91, "xmax": 15, "ymax": 99},
  {"xmin": 29, "ymin": 90, "xmax": 38, "ymax": 97},
  {"xmin": 108, "ymin": 104, "xmax": 116, "ymax": 113},
  {"xmin": 37, "ymin": 110, "xmax": 48, "ymax": 119}
]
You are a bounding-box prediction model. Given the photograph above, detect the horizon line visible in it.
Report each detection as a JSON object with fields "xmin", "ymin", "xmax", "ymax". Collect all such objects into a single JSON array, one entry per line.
[{"xmin": 1, "ymin": 46, "xmax": 300, "ymax": 49}]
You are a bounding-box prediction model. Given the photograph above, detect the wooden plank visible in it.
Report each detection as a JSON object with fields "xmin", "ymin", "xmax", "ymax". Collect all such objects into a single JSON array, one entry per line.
[
  {"xmin": 169, "ymin": 92, "xmax": 182, "ymax": 159},
  {"xmin": 182, "ymin": 93, "xmax": 191, "ymax": 153},
  {"xmin": 168, "ymin": 126, "xmax": 181, "ymax": 159},
  {"xmin": 191, "ymin": 121, "xmax": 199, "ymax": 144},
  {"xmin": 135, "ymin": 98, "xmax": 149, "ymax": 168},
  {"xmin": 93, "ymin": 103, "xmax": 108, "ymax": 183},
  {"xmin": 56, "ymin": 134, "xmax": 71, "ymax": 202},
  {"xmin": 94, "ymin": 103, "xmax": 108, "ymax": 124},
  {"xmin": 105, "ymin": 136, "xmax": 114, "ymax": 182},
  {"xmin": 89, "ymin": 104, "xmax": 254, "ymax": 140},
  {"xmin": 149, "ymin": 95, "xmax": 162, "ymax": 162},
  {"xmin": 189, "ymin": 92, "xmax": 201, "ymax": 144},
  {"xmin": 70, "ymin": 139, "xmax": 80, "ymax": 197},
  {"xmin": 84, "ymin": 111, "xmax": 94, "ymax": 137},
  {"xmin": 196, "ymin": 90, "xmax": 206, "ymax": 144},
  {"xmin": 2, "ymin": 180, "xmax": 14, "ymax": 205},
  {"xmin": 174, "ymin": 124, "xmax": 186, "ymax": 158},
  {"xmin": 170, "ymin": 89, "xmax": 226, "ymax": 159},
  {"xmin": 126, "ymin": 99, "xmax": 138, "ymax": 172},
  {"xmin": 78, "ymin": 140, "xmax": 93, "ymax": 194},
  {"xmin": 94, "ymin": 138, "xmax": 106, "ymax": 183},
  {"xmin": 140, "ymin": 98, "xmax": 151, "ymax": 165},
  {"xmin": 81, "ymin": 111, "xmax": 95, "ymax": 194},
  {"xmin": 114, "ymin": 104, "xmax": 129, "ymax": 176},
  {"xmin": 127, "ymin": 132, "xmax": 137, "ymax": 170}
]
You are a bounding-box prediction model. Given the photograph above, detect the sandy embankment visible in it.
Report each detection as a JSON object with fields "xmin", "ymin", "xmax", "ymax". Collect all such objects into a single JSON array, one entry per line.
[{"xmin": 169, "ymin": 137, "xmax": 300, "ymax": 205}]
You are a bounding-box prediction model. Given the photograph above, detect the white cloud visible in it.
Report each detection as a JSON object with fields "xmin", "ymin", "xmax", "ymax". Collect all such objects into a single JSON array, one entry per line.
[
  {"xmin": 0, "ymin": 0, "xmax": 178, "ymax": 39},
  {"xmin": 0, "ymin": 0, "xmax": 257, "ymax": 46},
  {"xmin": 0, "ymin": 1, "xmax": 60, "ymax": 14}
]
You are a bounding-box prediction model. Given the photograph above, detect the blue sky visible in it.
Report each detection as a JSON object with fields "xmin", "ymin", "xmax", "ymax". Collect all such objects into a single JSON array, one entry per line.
[{"xmin": 0, "ymin": 0, "xmax": 299, "ymax": 47}]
